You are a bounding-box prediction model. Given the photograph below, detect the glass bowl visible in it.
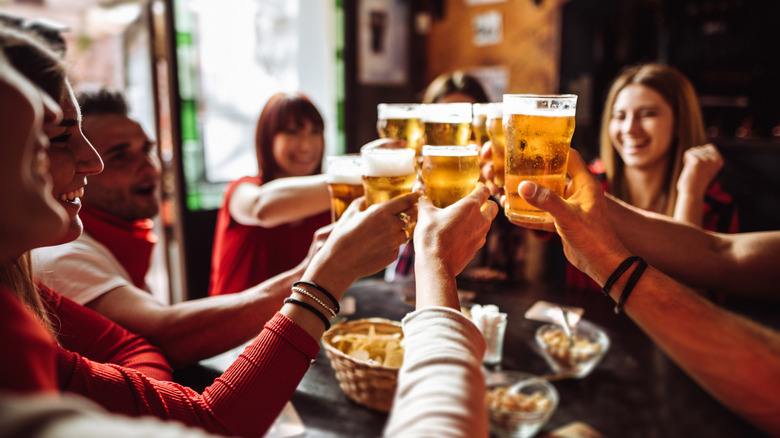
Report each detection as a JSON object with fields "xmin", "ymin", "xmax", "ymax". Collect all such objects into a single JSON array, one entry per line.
[
  {"xmin": 534, "ymin": 319, "xmax": 610, "ymax": 378},
  {"xmin": 485, "ymin": 371, "xmax": 559, "ymax": 438}
]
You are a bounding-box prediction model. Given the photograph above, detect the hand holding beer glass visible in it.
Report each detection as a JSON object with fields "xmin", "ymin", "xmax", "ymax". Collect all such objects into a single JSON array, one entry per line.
[
  {"xmin": 422, "ymin": 102, "xmax": 473, "ymax": 146},
  {"xmin": 503, "ymin": 94, "xmax": 577, "ymax": 224},
  {"xmin": 421, "ymin": 144, "xmax": 480, "ymax": 208},
  {"xmin": 361, "ymin": 147, "xmax": 418, "ymax": 240},
  {"xmin": 325, "ymin": 155, "xmax": 364, "ymax": 222}
]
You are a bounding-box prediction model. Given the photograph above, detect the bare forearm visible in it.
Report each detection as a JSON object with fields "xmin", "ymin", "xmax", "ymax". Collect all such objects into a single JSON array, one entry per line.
[
  {"xmin": 672, "ymin": 192, "xmax": 704, "ymax": 228},
  {"xmin": 414, "ymin": 253, "xmax": 460, "ymax": 311},
  {"xmin": 610, "ymin": 266, "xmax": 780, "ymax": 435},
  {"xmin": 90, "ymin": 269, "xmax": 299, "ymax": 367},
  {"xmin": 237, "ymin": 175, "xmax": 330, "ymax": 227}
]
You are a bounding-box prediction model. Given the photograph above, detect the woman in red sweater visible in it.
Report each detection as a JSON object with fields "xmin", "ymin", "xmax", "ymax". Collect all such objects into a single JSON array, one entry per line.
[
  {"xmin": 209, "ymin": 92, "xmax": 333, "ymax": 296},
  {"xmin": 1, "ymin": 24, "xmax": 418, "ymax": 437}
]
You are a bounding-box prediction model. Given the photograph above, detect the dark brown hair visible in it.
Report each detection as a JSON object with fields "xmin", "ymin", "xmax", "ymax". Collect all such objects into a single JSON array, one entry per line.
[{"xmin": 254, "ymin": 92, "xmax": 324, "ymax": 183}]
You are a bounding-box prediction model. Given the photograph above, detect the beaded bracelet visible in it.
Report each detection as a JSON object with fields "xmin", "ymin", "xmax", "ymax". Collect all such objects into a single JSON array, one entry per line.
[
  {"xmin": 293, "ymin": 280, "xmax": 340, "ymax": 314},
  {"xmin": 284, "ymin": 297, "xmax": 331, "ymax": 330},
  {"xmin": 292, "ymin": 285, "xmax": 337, "ymax": 318},
  {"xmin": 602, "ymin": 256, "xmax": 641, "ymax": 297},
  {"xmin": 614, "ymin": 258, "xmax": 648, "ymax": 314}
]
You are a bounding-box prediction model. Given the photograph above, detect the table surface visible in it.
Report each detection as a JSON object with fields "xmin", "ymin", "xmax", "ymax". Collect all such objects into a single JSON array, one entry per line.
[{"xmin": 190, "ymin": 277, "xmax": 775, "ymax": 438}]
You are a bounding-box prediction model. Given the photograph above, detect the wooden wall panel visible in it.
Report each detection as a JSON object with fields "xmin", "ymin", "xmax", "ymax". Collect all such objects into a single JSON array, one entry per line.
[{"xmin": 425, "ymin": 0, "xmax": 567, "ymax": 96}]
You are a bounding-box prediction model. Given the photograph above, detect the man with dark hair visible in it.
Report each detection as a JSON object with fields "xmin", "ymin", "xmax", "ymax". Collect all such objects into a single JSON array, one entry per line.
[{"xmin": 34, "ymin": 88, "xmax": 327, "ymax": 367}]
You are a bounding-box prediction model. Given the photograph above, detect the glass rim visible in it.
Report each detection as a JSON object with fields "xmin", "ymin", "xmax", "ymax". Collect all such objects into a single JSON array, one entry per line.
[
  {"xmin": 421, "ymin": 144, "xmax": 479, "ymax": 155},
  {"xmin": 377, "ymin": 103, "xmax": 423, "ymax": 119},
  {"xmin": 422, "ymin": 102, "xmax": 473, "ymax": 123}
]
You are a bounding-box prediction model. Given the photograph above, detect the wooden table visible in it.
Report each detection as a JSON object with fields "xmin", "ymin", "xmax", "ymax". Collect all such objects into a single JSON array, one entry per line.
[{"xmin": 185, "ymin": 276, "xmax": 773, "ymax": 438}]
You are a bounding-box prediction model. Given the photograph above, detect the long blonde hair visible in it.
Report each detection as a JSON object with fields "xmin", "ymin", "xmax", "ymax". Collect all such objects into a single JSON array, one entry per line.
[
  {"xmin": 599, "ymin": 63, "xmax": 707, "ymax": 215},
  {"xmin": 0, "ymin": 254, "xmax": 52, "ymax": 330}
]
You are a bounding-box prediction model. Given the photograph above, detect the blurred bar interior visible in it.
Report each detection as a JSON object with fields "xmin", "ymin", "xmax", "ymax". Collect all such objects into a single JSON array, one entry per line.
[{"xmin": 5, "ymin": 0, "xmax": 780, "ymax": 303}]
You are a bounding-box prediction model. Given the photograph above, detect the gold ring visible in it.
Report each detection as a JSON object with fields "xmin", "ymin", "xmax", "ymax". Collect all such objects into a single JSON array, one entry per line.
[
  {"xmin": 397, "ymin": 211, "xmax": 412, "ymax": 228},
  {"xmin": 402, "ymin": 226, "xmax": 412, "ymax": 243}
]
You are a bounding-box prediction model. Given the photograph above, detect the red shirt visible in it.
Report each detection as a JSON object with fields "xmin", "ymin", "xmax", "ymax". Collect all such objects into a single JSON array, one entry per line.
[
  {"xmin": 209, "ymin": 175, "xmax": 330, "ymax": 295},
  {"xmin": 0, "ymin": 286, "xmax": 58, "ymax": 393}
]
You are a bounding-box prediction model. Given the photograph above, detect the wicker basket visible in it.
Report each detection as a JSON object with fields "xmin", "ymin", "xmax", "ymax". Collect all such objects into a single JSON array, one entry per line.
[{"xmin": 321, "ymin": 318, "xmax": 403, "ymax": 412}]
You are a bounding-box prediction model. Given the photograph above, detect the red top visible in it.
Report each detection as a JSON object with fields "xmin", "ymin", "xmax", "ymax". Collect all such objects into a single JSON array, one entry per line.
[
  {"xmin": 38, "ymin": 282, "xmax": 172, "ymax": 381},
  {"xmin": 0, "ymin": 286, "xmax": 58, "ymax": 393},
  {"xmin": 209, "ymin": 175, "xmax": 331, "ymax": 296},
  {"xmin": 566, "ymin": 160, "xmax": 739, "ymax": 292}
]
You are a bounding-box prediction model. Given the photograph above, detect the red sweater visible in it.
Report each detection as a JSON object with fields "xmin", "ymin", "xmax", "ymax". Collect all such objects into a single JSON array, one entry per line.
[
  {"xmin": 209, "ymin": 175, "xmax": 331, "ymax": 296},
  {"xmin": 1, "ymin": 284, "xmax": 320, "ymax": 437}
]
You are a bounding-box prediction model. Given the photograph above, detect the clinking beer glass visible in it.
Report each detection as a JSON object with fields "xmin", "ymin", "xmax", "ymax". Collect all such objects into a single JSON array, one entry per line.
[
  {"xmin": 360, "ymin": 147, "xmax": 417, "ymax": 207},
  {"xmin": 325, "ymin": 155, "xmax": 364, "ymax": 222},
  {"xmin": 376, "ymin": 103, "xmax": 425, "ymax": 157},
  {"xmin": 503, "ymin": 94, "xmax": 577, "ymax": 224},
  {"xmin": 422, "ymin": 102, "xmax": 473, "ymax": 146},
  {"xmin": 421, "ymin": 144, "xmax": 480, "ymax": 208}
]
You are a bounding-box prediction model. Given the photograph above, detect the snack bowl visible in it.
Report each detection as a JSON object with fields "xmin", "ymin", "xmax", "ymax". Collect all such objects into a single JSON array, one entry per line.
[
  {"xmin": 485, "ymin": 371, "xmax": 559, "ymax": 438},
  {"xmin": 534, "ymin": 319, "xmax": 609, "ymax": 378},
  {"xmin": 321, "ymin": 318, "xmax": 403, "ymax": 412}
]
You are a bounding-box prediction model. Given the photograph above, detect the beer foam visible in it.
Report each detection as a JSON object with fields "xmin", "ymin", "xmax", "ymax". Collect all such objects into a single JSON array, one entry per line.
[
  {"xmin": 422, "ymin": 102, "xmax": 473, "ymax": 123},
  {"xmin": 377, "ymin": 103, "xmax": 423, "ymax": 119},
  {"xmin": 361, "ymin": 148, "xmax": 416, "ymax": 176},
  {"xmin": 422, "ymin": 145, "xmax": 479, "ymax": 157},
  {"xmin": 503, "ymin": 95, "xmax": 577, "ymax": 117},
  {"xmin": 327, "ymin": 170, "xmax": 363, "ymax": 185}
]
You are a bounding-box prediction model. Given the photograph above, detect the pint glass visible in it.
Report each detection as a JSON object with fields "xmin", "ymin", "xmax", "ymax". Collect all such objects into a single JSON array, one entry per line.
[
  {"xmin": 325, "ymin": 155, "xmax": 364, "ymax": 222},
  {"xmin": 503, "ymin": 94, "xmax": 577, "ymax": 223},
  {"xmin": 471, "ymin": 103, "xmax": 491, "ymax": 147},
  {"xmin": 422, "ymin": 102, "xmax": 472, "ymax": 146},
  {"xmin": 485, "ymin": 103, "xmax": 505, "ymax": 187},
  {"xmin": 361, "ymin": 147, "xmax": 417, "ymax": 207},
  {"xmin": 421, "ymin": 144, "xmax": 480, "ymax": 208},
  {"xmin": 376, "ymin": 103, "xmax": 425, "ymax": 157}
]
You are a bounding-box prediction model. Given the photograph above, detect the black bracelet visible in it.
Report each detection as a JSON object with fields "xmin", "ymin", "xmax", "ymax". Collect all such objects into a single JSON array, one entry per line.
[
  {"xmin": 614, "ymin": 258, "xmax": 648, "ymax": 314},
  {"xmin": 293, "ymin": 281, "xmax": 340, "ymax": 314},
  {"xmin": 602, "ymin": 256, "xmax": 641, "ymax": 297},
  {"xmin": 284, "ymin": 297, "xmax": 331, "ymax": 331}
]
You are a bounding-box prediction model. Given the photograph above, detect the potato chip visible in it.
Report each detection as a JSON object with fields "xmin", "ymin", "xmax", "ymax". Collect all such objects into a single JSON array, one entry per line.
[{"xmin": 330, "ymin": 323, "xmax": 405, "ymax": 368}]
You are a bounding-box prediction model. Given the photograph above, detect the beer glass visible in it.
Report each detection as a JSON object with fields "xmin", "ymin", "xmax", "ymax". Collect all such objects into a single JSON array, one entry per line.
[
  {"xmin": 503, "ymin": 94, "xmax": 577, "ymax": 223},
  {"xmin": 361, "ymin": 147, "xmax": 417, "ymax": 207},
  {"xmin": 325, "ymin": 155, "xmax": 364, "ymax": 222},
  {"xmin": 422, "ymin": 102, "xmax": 472, "ymax": 146},
  {"xmin": 376, "ymin": 103, "xmax": 425, "ymax": 157},
  {"xmin": 485, "ymin": 103, "xmax": 506, "ymax": 187},
  {"xmin": 421, "ymin": 144, "xmax": 480, "ymax": 208},
  {"xmin": 471, "ymin": 103, "xmax": 491, "ymax": 147}
]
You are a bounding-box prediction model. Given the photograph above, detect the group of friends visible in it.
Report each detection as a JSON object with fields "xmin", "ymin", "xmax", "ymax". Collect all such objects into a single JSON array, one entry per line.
[{"xmin": 1, "ymin": 14, "xmax": 780, "ymax": 438}]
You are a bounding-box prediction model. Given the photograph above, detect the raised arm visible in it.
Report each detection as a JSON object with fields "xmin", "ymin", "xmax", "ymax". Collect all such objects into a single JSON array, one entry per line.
[
  {"xmin": 516, "ymin": 149, "xmax": 780, "ymax": 436},
  {"xmin": 385, "ymin": 186, "xmax": 498, "ymax": 438},
  {"xmin": 606, "ymin": 193, "xmax": 780, "ymax": 298},
  {"xmin": 673, "ymin": 143, "xmax": 724, "ymax": 227},
  {"xmin": 228, "ymin": 174, "xmax": 330, "ymax": 228}
]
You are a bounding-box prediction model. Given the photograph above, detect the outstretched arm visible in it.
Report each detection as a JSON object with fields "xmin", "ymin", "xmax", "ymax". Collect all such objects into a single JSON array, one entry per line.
[
  {"xmin": 385, "ymin": 186, "xmax": 498, "ymax": 438},
  {"xmin": 673, "ymin": 143, "xmax": 724, "ymax": 227},
  {"xmin": 516, "ymin": 149, "xmax": 780, "ymax": 436},
  {"xmin": 606, "ymin": 194, "xmax": 780, "ymax": 298},
  {"xmin": 228, "ymin": 175, "xmax": 330, "ymax": 228}
]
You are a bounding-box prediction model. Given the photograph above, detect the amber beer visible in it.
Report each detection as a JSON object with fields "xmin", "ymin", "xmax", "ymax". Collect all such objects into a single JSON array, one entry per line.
[
  {"xmin": 485, "ymin": 103, "xmax": 506, "ymax": 187},
  {"xmin": 376, "ymin": 103, "xmax": 425, "ymax": 156},
  {"xmin": 421, "ymin": 145, "xmax": 480, "ymax": 208},
  {"xmin": 471, "ymin": 103, "xmax": 491, "ymax": 147},
  {"xmin": 326, "ymin": 155, "xmax": 364, "ymax": 221},
  {"xmin": 361, "ymin": 148, "xmax": 417, "ymax": 206},
  {"xmin": 503, "ymin": 94, "xmax": 577, "ymax": 223},
  {"xmin": 423, "ymin": 102, "xmax": 472, "ymax": 146}
]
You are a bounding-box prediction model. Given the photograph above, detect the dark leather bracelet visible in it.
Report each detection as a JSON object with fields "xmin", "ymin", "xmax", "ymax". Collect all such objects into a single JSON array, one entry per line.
[
  {"xmin": 284, "ymin": 297, "xmax": 331, "ymax": 330},
  {"xmin": 602, "ymin": 256, "xmax": 641, "ymax": 297},
  {"xmin": 293, "ymin": 280, "xmax": 340, "ymax": 314},
  {"xmin": 614, "ymin": 258, "xmax": 648, "ymax": 314}
]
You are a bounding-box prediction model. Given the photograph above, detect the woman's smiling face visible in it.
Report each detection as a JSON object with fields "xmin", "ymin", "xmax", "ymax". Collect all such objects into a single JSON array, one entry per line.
[
  {"xmin": 609, "ymin": 84, "xmax": 676, "ymax": 171},
  {"xmin": 0, "ymin": 54, "xmax": 66, "ymax": 260}
]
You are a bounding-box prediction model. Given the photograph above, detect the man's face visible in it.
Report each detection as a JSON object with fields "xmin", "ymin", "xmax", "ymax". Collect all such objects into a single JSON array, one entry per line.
[{"xmin": 81, "ymin": 113, "xmax": 161, "ymax": 222}]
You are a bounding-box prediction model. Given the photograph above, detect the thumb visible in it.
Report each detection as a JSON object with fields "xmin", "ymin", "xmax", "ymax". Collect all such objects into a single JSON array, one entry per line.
[{"xmin": 518, "ymin": 181, "xmax": 568, "ymax": 218}]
